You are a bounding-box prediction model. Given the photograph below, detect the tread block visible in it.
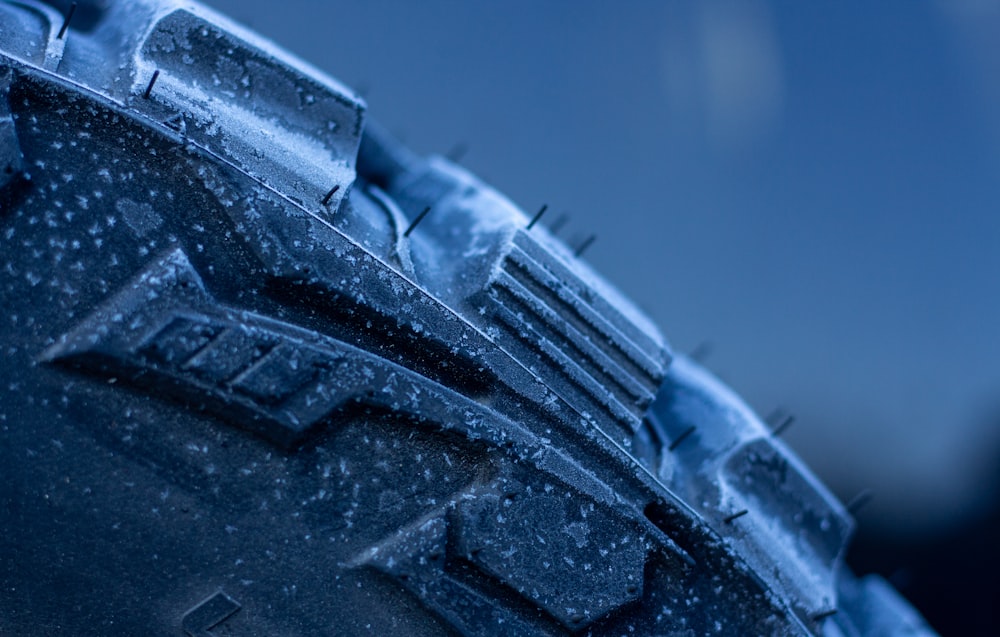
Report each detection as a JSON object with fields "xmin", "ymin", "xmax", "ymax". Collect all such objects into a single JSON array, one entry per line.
[
  {"xmin": 491, "ymin": 302, "xmax": 641, "ymax": 435},
  {"xmin": 137, "ymin": 7, "xmax": 364, "ymax": 212},
  {"xmin": 0, "ymin": 2, "xmax": 60, "ymax": 68},
  {"xmin": 651, "ymin": 357, "xmax": 856, "ymax": 625},
  {"xmin": 230, "ymin": 343, "xmax": 325, "ymax": 405},
  {"xmin": 509, "ymin": 229, "xmax": 668, "ymax": 375},
  {"xmin": 181, "ymin": 590, "xmax": 241, "ymax": 637},
  {"xmin": 484, "ymin": 229, "xmax": 671, "ymax": 435},
  {"xmin": 723, "ymin": 438, "xmax": 852, "ymax": 565},
  {"xmin": 453, "ymin": 487, "xmax": 646, "ymax": 630},
  {"xmin": 43, "ymin": 249, "xmax": 401, "ymax": 446},
  {"xmin": 182, "ymin": 326, "xmax": 277, "ymax": 384},
  {"xmin": 358, "ymin": 516, "xmax": 546, "ymax": 635},
  {"xmin": 357, "ymin": 481, "xmax": 647, "ymax": 633},
  {"xmin": 138, "ymin": 316, "xmax": 221, "ymax": 364}
]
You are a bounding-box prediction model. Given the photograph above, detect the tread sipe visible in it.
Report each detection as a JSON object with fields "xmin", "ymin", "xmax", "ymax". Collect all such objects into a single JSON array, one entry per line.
[{"xmin": 0, "ymin": 1, "xmax": 937, "ymax": 635}]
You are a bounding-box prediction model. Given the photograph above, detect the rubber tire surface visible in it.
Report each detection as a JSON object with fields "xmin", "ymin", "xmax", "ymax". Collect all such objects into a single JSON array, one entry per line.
[{"xmin": 0, "ymin": 1, "xmax": 937, "ymax": 635}]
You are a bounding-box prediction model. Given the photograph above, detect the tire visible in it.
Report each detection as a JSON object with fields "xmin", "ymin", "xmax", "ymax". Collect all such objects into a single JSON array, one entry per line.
[{"xmin": 0, "ymin": 2, "xmax": 937, "ymax": 635}]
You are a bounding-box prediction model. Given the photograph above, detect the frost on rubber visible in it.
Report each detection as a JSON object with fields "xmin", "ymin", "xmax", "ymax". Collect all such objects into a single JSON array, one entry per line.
[{"xmin": 0, "ymin": 1, "xmax": 937, "ymax": 636}]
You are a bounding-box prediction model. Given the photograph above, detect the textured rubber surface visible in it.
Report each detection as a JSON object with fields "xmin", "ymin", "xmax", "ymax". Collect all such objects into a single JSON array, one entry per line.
[{"xmin": 0, "ymin": 1, "xmax": 938, "ymax": 635}]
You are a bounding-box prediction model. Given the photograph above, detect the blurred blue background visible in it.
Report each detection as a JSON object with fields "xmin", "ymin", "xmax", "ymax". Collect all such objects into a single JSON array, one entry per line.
[{"xmin": 206, "ymin": 1, "xmax": 1000, "ymax": 631}]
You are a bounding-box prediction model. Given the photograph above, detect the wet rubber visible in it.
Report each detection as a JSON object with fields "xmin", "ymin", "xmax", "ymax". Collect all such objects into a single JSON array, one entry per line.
[{"xmin": 0, "ymin": 2, "xmax": 938, "ymax": 635}]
